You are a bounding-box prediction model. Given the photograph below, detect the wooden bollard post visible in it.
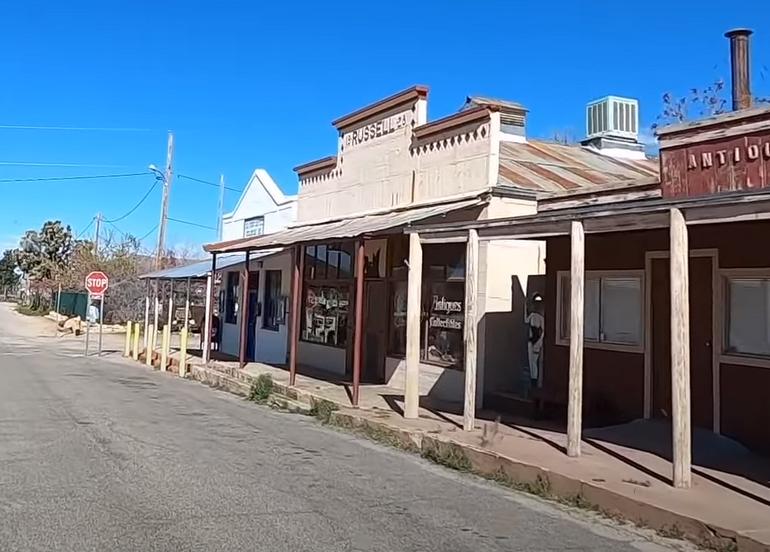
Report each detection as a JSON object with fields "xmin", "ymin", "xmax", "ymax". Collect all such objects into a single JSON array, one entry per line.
[
  {"xmin": 146, "ymin": 324, "xmax": 155, "ymax": 367},
  {"xmin": 131, "ymin": 323, "xmax": 141, "ymax": 361},
  {"xmin": 160, "ymin": 325, "xmax": 169, "ymax": 372},
  {"xmin": 124, "ymin": 321, "xmax": 133, "ymax": 357},
  {"xmin": 179, "ymin": 327, "xmax": 188, "ymax": 377}
]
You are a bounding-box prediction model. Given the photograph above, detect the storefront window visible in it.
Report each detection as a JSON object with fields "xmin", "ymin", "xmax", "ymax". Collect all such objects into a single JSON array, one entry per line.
[
  {"xmin": 389, "ymin": 280, "xmax": 408, "ymax": 355},
  {"xmin": 304, "ymin": 243, "xmax": 355, "ymax": 281},
  {"xmin": 225, "ymin": 272, "xmax": 239, "ymax": 324},
  {"xmin": 425, "ymin": 282, "xmax": 464, "ymax": 369},
  {"xmin": 302, "ymin": 285, "xmax": 349, "ymax": 348},
  {"xmin": 387, "ymin": 240, "xmax": 466, "ymax": 370},
  {"xmin": 262, "ymin": 270, "xmax": 283, "ymax": 331}
]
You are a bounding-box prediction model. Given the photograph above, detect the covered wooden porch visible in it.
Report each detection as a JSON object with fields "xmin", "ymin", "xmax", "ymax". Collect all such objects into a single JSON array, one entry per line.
[{"xmin": 409, "ymin": 189, "xmax": 770, "ymax": 488}]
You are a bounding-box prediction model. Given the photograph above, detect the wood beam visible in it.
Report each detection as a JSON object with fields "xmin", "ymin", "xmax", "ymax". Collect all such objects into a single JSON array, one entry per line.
[
  {"xmin": 352, "ymin": 239, "xmax": 365, "ymax": 407},
  {"xmin": 567, "ymin": 220, "xmax": 585, "ymax": 457},
  {"xmin": 463, "ymin": 229, "xmax": 479, "ymax": 431},
  {"xmin": 670, "ymin": 208, "xmax": 692, "ymax": 488},
  {"xmin": 404, "ymin": 232, "xmax": 423, "ymax": 419},
  {"xmin": 239, "ymin": 251, "xmax": 251, "ymax": 368},
  {"xmin": 288, "ymin": 245, "xmax": 303, "ymax": 386},
  {"xmin": 203, "ymin": 254, "xmax": 217, "ymax": 364}
]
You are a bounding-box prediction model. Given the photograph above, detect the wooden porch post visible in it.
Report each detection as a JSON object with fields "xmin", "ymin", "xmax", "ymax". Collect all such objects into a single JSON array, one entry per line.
[
  {"xmin": 143, "ymin": 279, "xmax": 151, "ymax": 348},
  {"xmin": 352, "ymin": 239, "xmax": 365, "ymax": 407},
  {"xmin": 463, "ymin": 229, "xmax": 479, "ymax": 431},
  {"xmin": 289, "ymin": 245, "xmax": 303, "ymax": 387},
  {"xmin": 670, "ymin": 208, "xmax": 692, "ymax": 488},
  {"xmin": 239, "ymin": 250, "xmax": 251, "ymax": 368},
  {"xmin": 203, "ymin": 253, "xmax": 217, "ymax": 364},
  {"xmin": 404, "ymin": 232, "xmax": 423, "ymax": 419},
  {"xmin": 567, "ymin": 220, "xmax": 585, "ymax": 458}
]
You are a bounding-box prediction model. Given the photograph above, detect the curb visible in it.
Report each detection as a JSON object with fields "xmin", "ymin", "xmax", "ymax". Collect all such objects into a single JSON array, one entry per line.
[{"xmin": 148, "ymin": 360, "xmax": 768, "ymax": 552}]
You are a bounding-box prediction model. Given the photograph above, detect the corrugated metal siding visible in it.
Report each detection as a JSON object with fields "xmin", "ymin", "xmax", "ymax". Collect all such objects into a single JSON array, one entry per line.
[
  {"xmin": 207, "ymin": 199, "xmax": 482, "ymax": 253},
  {"xmin": 498, "ymin": 141, "xmax": 659, "ymax": 194}
]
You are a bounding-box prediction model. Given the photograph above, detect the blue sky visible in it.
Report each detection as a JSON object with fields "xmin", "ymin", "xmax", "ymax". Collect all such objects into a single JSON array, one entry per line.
[{"xmin": 0, "ymin": 0, "xmax": 768, "ymax": 253}]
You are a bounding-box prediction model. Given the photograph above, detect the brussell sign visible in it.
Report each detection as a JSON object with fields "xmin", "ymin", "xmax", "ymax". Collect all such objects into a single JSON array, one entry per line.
[{"xmin": 343, "ymin": 111, "xmax": 410, "ymax": 148}]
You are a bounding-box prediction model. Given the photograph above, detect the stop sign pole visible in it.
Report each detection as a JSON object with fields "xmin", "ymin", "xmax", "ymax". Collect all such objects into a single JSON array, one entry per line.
[{"xmin": 84, "ymin": 271, "xmax": 109, "ymax": 357}]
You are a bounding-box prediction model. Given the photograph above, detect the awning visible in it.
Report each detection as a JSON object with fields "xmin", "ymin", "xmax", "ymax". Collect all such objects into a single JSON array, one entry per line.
[
  {"xmin": 139, "ymin": 250, "xmax": 282, "ymax": 280},
  {"xmin": 204, "ymin": 198, "xmax": 484, "ymax": 253}
]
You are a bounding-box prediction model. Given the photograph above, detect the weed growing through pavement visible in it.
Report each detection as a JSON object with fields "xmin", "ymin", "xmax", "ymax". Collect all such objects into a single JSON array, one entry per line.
[
  {"xmin": 309, "ymin": 399, "xmax": 338, "ymax": 423},
  {"xmin": 247, "ymin": 374, "xmax": 273, "ymax": 404}
]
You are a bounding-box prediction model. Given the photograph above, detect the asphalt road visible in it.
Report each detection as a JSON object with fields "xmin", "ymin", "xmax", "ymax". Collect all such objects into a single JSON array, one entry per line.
[{"xmin": 0, "ymin": 304, "xmax": 693, "ymax": 552}]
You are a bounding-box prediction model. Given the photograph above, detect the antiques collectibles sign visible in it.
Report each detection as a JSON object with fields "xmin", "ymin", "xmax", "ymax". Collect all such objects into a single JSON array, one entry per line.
[{"xmin": 429, "ymin": 295, "xmax": 463, "ymax": 330}]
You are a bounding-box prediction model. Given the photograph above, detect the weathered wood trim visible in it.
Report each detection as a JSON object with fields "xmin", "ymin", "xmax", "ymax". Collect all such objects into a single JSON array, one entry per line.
[
  {"xmin": 332, "ymin": 85, "xmax": 428, "ymax": 131},
  {"xmin": 404, "ymin": 233, "xmax": 423, "ymax": 419},
  {"xmin": 669, "ymin": 208, "xmax": 692, "ymax": 488},
  {"xmin": 659, "ymin": 118, "xmax": 770, "ymax": 149},
  {"xmin": 412, "ymin": 106, "xmax": 493, "ymax": 142},
  {"xmin": 567, "ymin": 220, "xmax": 585, "ymax": 458},
  {"xmin": 463, "ymin": 229, "xmax": 479, "ymax": 431}
]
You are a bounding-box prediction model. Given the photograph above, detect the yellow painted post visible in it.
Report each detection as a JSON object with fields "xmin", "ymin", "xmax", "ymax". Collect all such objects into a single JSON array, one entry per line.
[
  {"xmin": 179, "ymin": 327, "xmax": 188, "ymax": 377},
  {"xmin": 131, "ymin": 323, "xmax": 141, "ymax": 361},
  {"xmin": 146, "ymin": 324, "xmax": 155, "ymax": 367},
  {"xmin": 160, "ymin": 325, "xmax": 169, "ymax": 372},
  {"xmin": 124, "ymin": 321, "xmax": 133, "ymax": 357}
]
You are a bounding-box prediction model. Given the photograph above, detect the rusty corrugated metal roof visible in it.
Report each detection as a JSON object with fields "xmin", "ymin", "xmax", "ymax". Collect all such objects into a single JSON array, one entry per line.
[
  {"xmin": 498, "ymin": 140, "xmax": 659, "ymax": 195},
  {"xmin": 205, "ymin": 198, "xmax": 483, "ymax": 253}
]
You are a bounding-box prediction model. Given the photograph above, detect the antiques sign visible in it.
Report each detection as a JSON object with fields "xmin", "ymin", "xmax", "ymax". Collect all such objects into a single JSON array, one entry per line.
[{"xmin": 661, "ymin": 129, "xmax": 770, "ymax": 198}]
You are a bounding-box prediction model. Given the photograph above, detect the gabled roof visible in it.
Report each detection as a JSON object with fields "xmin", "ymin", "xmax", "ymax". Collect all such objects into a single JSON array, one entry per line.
[
  {"xmin": 223, "ymin": 169, "xmax": 296, "ymax": 219},
  {"xmin": 496, "ymin": 140, "xmax": 659, "ymax": 196}
]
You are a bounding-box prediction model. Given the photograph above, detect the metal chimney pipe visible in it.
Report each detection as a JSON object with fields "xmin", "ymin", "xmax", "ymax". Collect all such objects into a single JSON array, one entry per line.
[{"xmin": 725, "ymin": 28, "xmax": 753, "ymax": 111}]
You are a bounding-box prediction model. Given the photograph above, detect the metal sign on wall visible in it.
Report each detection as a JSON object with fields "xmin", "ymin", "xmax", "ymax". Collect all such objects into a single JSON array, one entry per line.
[{"xmin": 661, "ymin": 129, "xmax": 770, "ymax": 198}]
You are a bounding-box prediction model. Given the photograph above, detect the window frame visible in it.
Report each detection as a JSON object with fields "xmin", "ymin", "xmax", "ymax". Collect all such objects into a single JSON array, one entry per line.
[
  {"xmin": 243, "ymin": 216, "xmax": 265, "ymax": 238},
  {"xmin": 720, "ymin": 267, "xmax": 770, "ymax": 369},
  {"xmin": 224, "ymin": 271, "xmax": 240, "ymax": 325},
  {"xmin": 555, "ymin": 269, "xmax": 645, "ymax": 354},
  {"xmin": 262, "ymin": 270, "xmax": 283, "ymax": 332}
]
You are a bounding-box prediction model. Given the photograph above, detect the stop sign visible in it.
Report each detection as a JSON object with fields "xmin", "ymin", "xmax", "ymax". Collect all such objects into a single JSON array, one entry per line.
[{"xmin": 85, "ymin": 271, "xmax": 109, "ymax": 297}]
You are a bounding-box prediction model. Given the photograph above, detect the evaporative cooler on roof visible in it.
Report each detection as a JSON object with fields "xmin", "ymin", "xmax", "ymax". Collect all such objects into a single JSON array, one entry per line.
[{"xmin": 585, "ymin": 96, "xmax": 639, "ymax": 141}]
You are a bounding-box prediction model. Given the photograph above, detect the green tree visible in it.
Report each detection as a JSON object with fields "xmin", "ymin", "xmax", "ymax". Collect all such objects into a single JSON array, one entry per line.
[
  {"xmin": 0, "ymin": 249, "xmax": 19, "ymax": 289},
  {"xmin": 15, "ymin": 221, "xmax": 75, "ymax": 283}
]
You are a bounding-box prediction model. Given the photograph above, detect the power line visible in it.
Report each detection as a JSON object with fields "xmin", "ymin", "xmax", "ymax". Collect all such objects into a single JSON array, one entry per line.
[
  {"xmin": 167, "ymin": 217, "xmax": 217, "ymax": 231},
  {"xmin": 75, "ymin": 217, "xmax": 96, "ymax": 240},
  {"xmin": 137, "ymin": 224, "xmax": 159, "ymax": 242},
  {"xmin": 178, "ymin": 173, "xmax": 243, "ymax": 193},
  {"xmin": 103, "ymin": 180, "xmax": 158, "ymax": 223},
  {"xmin": 0, "ymin": 125, "xmax": 153, "ymax": 132},
  {"xmin": 0, "ymin": 172, "xmax": 148, "ymax": 183}
]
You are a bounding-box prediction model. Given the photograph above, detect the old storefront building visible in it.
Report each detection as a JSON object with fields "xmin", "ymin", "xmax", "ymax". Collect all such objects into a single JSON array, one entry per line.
[
  {"xmin": 204, "ymin": 85, "xmax": 654, "ymax": 422},
  {"xmin": 409, "ymin": 29, "xmax": 769, "ymax": 488}
]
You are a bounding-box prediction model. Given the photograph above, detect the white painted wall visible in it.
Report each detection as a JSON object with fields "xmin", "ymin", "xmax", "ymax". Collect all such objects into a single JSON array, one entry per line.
[
  {"xmin": 221, "ymin": 169, "xmax": 297, "ymax": 241},
  {"xmin": 216, "ymin": 251, "xmax": 293, "ymax": 364}
]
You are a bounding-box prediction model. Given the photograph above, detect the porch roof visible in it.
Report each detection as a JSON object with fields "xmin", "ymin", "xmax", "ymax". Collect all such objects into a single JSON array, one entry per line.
[
  {"xmin": 408, "ymin": 188, "xmax": 770, "ymax": 242},
  {"xmin": 203, "ymin": 197, "xmax": 484, "ymax": 254},
  {"xmin": 139, "ymin": 250, "xmax": 281, "ymax": 281}
]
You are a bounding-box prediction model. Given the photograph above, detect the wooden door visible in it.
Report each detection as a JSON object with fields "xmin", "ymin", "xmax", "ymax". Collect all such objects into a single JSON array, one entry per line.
[
  {"xmin": 362, "ymin": 280, "xmax": 388, "ymax": 383},
  {"xmin": 651, "ymin": 256, "xmax": 714, "ymax": 429}
]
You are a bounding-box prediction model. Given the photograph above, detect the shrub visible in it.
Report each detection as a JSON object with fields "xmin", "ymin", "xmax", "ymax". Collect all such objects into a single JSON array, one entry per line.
[{"xmin": 248, "ymin": 374, "xmax": 273, "ymax": 404}]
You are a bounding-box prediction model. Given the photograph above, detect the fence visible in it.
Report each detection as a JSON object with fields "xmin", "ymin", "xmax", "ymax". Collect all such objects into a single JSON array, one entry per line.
[{"xmin": 52, "ymin": 291, "xmax": 89, "ymax": 319}]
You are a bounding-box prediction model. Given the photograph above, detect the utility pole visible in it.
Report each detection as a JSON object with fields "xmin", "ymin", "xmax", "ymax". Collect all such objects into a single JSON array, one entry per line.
[
  {"xmin": 216, "ymin": 174, "xmax": 225, "ymax": 240},
  {"xmin": 155, "ymin": 131, "xmax": 175, "ymax": 269},
  {"xmin": 94, "ymin": 213, "xmax": 102, "ymax": 257}
]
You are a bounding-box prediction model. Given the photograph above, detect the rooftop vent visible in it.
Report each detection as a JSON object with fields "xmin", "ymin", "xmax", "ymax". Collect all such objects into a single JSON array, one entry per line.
[{"xmin": 586, "ymin": 96, "xmax": 639, "ymax": 141}]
